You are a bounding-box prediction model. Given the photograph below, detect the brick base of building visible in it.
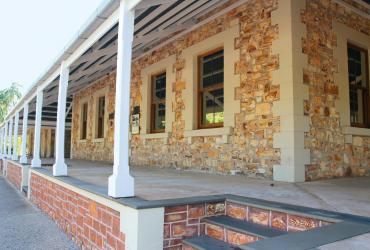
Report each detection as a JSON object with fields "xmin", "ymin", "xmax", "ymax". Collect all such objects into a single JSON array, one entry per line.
[
  {"xmin": 6, "ymin": 161, "xmax": 22, "ymax": 190},
  {"xmin": 29, "ymin": 172, "xmax": 125, "ymax": 250}
]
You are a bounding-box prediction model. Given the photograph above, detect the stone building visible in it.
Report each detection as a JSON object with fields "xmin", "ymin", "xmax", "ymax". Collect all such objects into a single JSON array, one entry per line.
[
  {"xmin": 1, "ymin": 0, "xmax": 369, "ymax": 183},
  {"xmin": 66, "ymin": 0, "xmax": 370, "ymax": 182},
  {"xmin": 0, "ymin": 1, "xmax": 370, "ymax": 249}
]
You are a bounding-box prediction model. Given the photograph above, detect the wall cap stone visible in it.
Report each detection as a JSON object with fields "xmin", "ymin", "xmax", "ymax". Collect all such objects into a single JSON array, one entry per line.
[
  {"xmin": 342, "ymin": 126, "xmax": 370, "ymax": 137},
  {"xmin": 184, "ymin": 126, "xmax": 233, "ymax": 138},
  {"xmin": 140, "ymin": 132, "xmax": 170, "ymax": 140}
]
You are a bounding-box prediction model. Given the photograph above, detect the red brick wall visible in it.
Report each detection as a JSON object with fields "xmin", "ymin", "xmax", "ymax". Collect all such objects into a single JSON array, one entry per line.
[
  {"xmin": 30, "ymin": 172, "xmax": 125, "ymax": 250},
  {"xmin": 7, "ymin": 161, "xmax": 22, "ymax": 190}
]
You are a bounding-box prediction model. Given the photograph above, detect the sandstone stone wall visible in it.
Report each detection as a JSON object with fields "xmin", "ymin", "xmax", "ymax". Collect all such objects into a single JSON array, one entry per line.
[
  {"xmin": 70, "ymin": 0, "xmax": 369, "ymax": 181},
  {"xmin": 129, "ymin": 0, "xmax": 280, "ymax": 177},
  {"xmin": 71, "ymin": 74, "xmax": 116, "ymax": 162},
  {"xmin": 302, "ymin": 0, "xmax": 370, "ymax": 180},
  {"xmin": 71, "ymin": 0, "xmax": 280, "ymax": 177},
  {"xmin": 26, "ymin": 127, "xmax": 55, "ymax": 159}
]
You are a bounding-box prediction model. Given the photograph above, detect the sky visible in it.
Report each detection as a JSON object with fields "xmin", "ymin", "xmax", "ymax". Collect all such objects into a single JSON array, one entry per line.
[{"xmin": 0, "ymin": 0, "xmax": 104, "ymax": 94}]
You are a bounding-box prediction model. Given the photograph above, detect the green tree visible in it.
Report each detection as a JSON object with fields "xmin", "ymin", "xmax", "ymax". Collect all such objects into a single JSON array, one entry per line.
[{"xmin": 0, "ymin": 83, "xmax": 22, "ymax": 123}]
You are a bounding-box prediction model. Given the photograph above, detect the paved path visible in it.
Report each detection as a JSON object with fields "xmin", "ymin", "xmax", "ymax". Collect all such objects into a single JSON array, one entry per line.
[{"xmin": 0, "ymin": 177, "xmax": 78, "ymax": 250}]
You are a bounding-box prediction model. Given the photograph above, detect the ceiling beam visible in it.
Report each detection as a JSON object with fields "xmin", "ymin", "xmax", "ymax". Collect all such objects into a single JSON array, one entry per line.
[
  {"xmin": 135, "ymin": 0, "xmax": 177, "ymax": 10},
  {"xmin": 72, "ymin": 44, "xmax": 117, "ymax": 67},
  {"xmin": 133, "ymin": 22, "xmax": 194, "ymax": 46}
]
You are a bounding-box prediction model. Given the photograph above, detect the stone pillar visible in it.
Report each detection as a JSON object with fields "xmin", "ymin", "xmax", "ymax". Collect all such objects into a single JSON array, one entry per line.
[
  {"xmin": 20, "ymin": 103, "xmax": 29, "ymax": 164},
  {"xmin": 31, "ymin": 90, "xmax": 43, "ymax": 168},
  {"xmin": 271, "ymin": 0, "xmax": 309, "ymax": 182},
  {"xmin": 53, "ymin": 62, "xmax": 69, "ymax": 176},
  {"xmin": 3, "ymin": 121, "xmax": 8, "ymax": 158},
  {"xmin": 108, "ymin": 0, "xmax": 135, "ymax": 198},
  {"xmin": 12, "ymin": 112, "xmax": 19, "ymax": 160},
  {"xmin": 7, "ymin": 118, "xmax": 13, "ymax": 158}
]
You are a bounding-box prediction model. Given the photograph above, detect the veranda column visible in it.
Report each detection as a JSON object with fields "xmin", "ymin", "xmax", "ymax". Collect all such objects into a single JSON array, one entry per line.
[
  {"xmin": 3, "ymin": 122, "xmax": 8, "ymax": 158},
  {"xmin": 108, "ymin": 0, "xmax": 135, "ymax": 198},
  {"xmin": 0, "ymin": 128, "xmax": 3, "ymax": 157},
  {"xmin": 52, "ymin": 62, "xmax": 69, "ymax": 176},
  {"xmin": 12, "ymin": 112, "xmax": 19, "ymax": 160},
  {"xmin": 7, "ymin": 118, "xmax": 13, "ymax": 158},
  {"xmin": 31, "ymin": 90, "xmax": 43, "ymax": 168},
  {"xmin": 20, "ymin": 104, "xmax": 29, "ymax": 164}
]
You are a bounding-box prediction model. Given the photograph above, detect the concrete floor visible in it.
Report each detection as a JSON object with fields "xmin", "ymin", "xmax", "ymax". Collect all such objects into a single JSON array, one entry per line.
[
  {"xmin": 43, "ymin": 159, "xmax": 370, "ymax": 249},
  {"xmin": 0, "ymin": 177, "xmax": 78, "ymax": 250}
]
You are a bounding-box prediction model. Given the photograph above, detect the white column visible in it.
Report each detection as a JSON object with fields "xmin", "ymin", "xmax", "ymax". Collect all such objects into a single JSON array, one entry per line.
[
  {"xmin": 12, "ymin": 112, "xmax": 19, "ymax": 160},
  {"xmin": 7, "ymin": 118, "xmax": 13, "ymax": 158},
  {"xmin": 20, "ymin": 104, "xmax": 29, "ymax": 164},
  {"xmin": 108, "ymin": 0, "xmax": 135, "ymax": 198},
  {"xmin": 0, "ymin": 128, "xmax": 3, "ymax": 157},
  {"xmin": 1, "ymin": 127, "xmax": 4, "ymax": 157},
  {"xmin": 31, "ymin": 90, "xmax": 43, "ymax": 168},
  {"xmin": 53, "ymin": 62, "xmax": 69, "ymax": 176},
  {"xmin": 3, "ymin": 122, "xmax": 8, "ymax": 158}
]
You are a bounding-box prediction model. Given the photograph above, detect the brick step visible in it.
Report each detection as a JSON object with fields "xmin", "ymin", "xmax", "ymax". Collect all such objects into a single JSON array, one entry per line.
[
  {"xmin": 183, "ymin": 235, "xmax": 239, "ymax": 250},
  {"xmin": 204, "ymin": 215, "xmax": 287, "ymax": 245}
]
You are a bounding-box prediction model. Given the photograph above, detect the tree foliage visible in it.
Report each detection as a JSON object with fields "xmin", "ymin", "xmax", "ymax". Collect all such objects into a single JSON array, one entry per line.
[{"xmin": 0, "ymin": 83, "xmax": 22, "ymax": 123}]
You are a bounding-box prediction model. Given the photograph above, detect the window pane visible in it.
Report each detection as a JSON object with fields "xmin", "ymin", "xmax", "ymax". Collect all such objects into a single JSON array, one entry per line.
[
  {"xmin": 348, "ymin": 44, "xmax": 369, "ymax": 127},
  {"xmin": 201, "ymin": 50, "xmax": 224, "ymax": 89},
  {"xmin": 153, "ymin": 103, "xmax": 166, "ymax": 131},
  {"xmin": 199, "ymin": 49, "xmax": 224, "ymax": 127},
  {"xmin": 152, "ymin": 73, "xmax": 166, "ymax": 132},
  {"xmin": 81, "ymin": 103, "xmax": 88, "ymax": 140},
  {"xmin": 97, "ymin": 96, "xmax": 105, "ymax": 138},
  {"xmin": 202, "ymin": 88, "xmax": 224, "ymax": 125},
  {"xmin": 350, "ymin": 88, "xmax": 364, "ymax": 124}
]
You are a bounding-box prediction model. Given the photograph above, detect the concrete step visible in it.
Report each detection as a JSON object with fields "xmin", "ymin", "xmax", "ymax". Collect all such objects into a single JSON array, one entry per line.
[
  {"xmin": 183, "ymin": 235, "xmax": 239, "ymax": 250},
  {"xmin": 204, "ymin": 215, "xmax": 287, "ymax": 245}
]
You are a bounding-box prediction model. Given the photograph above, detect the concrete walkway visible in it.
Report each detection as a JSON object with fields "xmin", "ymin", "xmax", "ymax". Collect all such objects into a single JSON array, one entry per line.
[{"xmin": 0, "ymin": 177, "xmax": 78, "ymax": 250}]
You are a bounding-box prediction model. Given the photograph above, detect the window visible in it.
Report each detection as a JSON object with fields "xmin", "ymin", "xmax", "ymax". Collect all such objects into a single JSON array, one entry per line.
[
  {"xmin": 80, "ymin": 103, "xmax": 88, "ymax": 140},
  {"xmin": 96, "ymin": 96, "xmax": 106, "ymax": 138},
  {"xmin": 347, "ymin": 43, "xmax": 369, "ymax": 128},
  {"xmin": 151, "ymin": 72, "xmax": 166, "ymax": 133},
  {"xmin": 198, "ymin": 48, "xmax": 224, "ymax": 128}
]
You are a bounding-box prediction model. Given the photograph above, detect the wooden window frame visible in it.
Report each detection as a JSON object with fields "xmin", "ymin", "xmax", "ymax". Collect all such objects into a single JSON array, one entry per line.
[
  {"xmin": 95, "ymin": 95, "xmax": 106, "ymax": 139},
  {"xmin": 197, "ymin": 47, "xmax": 224, "ymax": 129},
  {"xmin": 80, "ymin": 102, "xmax": 88, "ymax": 140},
  {"xmin": 150, "ymin": 71, "xmax": 166, "ymax": 134},
  {"xmin": 348, "ymin": 43, "xmax": 370, "ymax": 128}
]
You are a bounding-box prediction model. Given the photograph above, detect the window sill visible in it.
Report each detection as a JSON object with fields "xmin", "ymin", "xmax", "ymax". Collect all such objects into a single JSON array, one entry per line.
[
  {"xmin": 141, "ymin": 132, "xmax": 169, "ymax": 139},
  {"xmin": 140, "ymin": 132, "xmax": 170, "ymax": 144},
  {"xmin": 78, "ymin": 139, "xmax": 87, "ymax": 143},
  {"xmin": 93, "ymin": 138, "xmax": 105, "ymax": 143},
  {"xmin": 184, "ymin": 126, "xmax": 233, "ymax": 144},
  {"xmin": 342, "ymin": 126, "xmax": 370, "ymax": 137}
]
